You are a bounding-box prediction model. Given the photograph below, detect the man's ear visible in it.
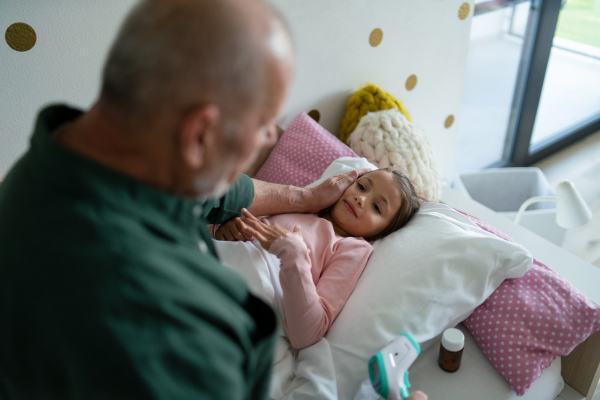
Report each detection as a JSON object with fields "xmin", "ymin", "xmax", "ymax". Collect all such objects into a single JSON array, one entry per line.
[{"xmin": 179, "ymin": 104, "xmax": 220, "ymax": 170}]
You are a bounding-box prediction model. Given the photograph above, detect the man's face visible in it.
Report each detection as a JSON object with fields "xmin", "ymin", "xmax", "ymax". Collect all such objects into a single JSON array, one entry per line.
[
  {"xmin": 195, "ymin": 29, "xmax": 293, "ymax": 200},
  {"xmin": 199, "ymin": 114, "xmax": 280, "ymax": 199}
]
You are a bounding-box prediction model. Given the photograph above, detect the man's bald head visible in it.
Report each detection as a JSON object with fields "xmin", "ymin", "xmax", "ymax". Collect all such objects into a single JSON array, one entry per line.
[{"xmin": 100, "ymin": 0, "xmax": 293, "ymax": 129}]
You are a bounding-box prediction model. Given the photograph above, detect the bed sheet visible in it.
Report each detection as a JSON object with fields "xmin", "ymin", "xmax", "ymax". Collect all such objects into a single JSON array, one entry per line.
[
  {"xmin": 212, "ymin": 238, "xmax": 338, "ymax": 400},
  {"xmin": 212, "ymin": 238, "xmax": 564, "ymax": 400},
  {"xmin": 211, "ymin": 157, "xmax": 564, "ymax": 399}
]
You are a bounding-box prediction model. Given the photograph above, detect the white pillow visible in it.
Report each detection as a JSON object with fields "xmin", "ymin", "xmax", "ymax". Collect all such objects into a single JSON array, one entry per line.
[{"xmin": 309, "ymin": 158, "xmax": 534, "ymax": 400}]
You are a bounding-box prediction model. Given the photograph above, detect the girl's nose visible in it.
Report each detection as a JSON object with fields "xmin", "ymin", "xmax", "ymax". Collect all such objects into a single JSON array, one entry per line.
[{"xmin": 356, "ymin": 196, "xmax": 366, "ymax": 207}]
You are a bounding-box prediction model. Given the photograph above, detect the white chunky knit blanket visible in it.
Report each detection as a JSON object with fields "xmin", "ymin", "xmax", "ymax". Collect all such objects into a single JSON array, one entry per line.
[{"xmin": 347, "ymin": 109, "xmax": 442, "ymax": 201}]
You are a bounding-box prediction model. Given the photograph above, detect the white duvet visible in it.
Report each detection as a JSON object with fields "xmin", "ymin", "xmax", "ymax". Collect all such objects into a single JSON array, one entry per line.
[{"xmin": 212, "ymin": 238, "xmax": 339, "ymax": 400}]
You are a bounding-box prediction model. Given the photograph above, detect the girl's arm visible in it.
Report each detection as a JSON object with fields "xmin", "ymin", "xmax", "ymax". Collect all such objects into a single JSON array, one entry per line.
[
  {"xmin": 239, "ymin": 209, "xmax": 373, "ymax": 349},
  {"xmin": 270, "ymin": 235, "xmax": 373, "ymax": 349}
]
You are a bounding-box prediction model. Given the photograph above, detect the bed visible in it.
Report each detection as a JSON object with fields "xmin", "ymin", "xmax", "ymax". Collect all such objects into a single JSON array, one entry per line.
[
  {"xmin": 232, "ymin": 0, "xmax": 600, "ymax": 399},
  {"xmin": 234, "ymin": 154, "xmax": 600, "ymax": 400}
]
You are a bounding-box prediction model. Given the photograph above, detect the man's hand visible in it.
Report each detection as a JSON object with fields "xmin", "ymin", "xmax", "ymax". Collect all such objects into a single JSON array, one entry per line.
[
  {"xmin": 248, "ymin": 168, "xmax": 371, "ymax": 217},
  {"xmin": 214, "ymin": 217, "xmax": 254, "ymax": 242},
  {"xmin": 305, "ymin": 169, "xmax": 371, "ymax": 213}
]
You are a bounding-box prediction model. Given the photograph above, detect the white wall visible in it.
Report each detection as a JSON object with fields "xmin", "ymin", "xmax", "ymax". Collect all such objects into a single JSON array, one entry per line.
[
  {"xmin": 266, "ymin": 0, "xmax": 474, "ymax": 184},
  {"xmin": 0, "ymin": 0, "xmax": 137, "ymax": 178},
  {"xmin": 2, "ymin": 1, "xmax": 474, "ymax": 185}
]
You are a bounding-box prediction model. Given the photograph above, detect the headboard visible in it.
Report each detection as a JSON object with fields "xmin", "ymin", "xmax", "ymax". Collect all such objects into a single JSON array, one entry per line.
[{"xmin": 265, "ymin": 0, "xmax": 474, "ymax": 185}]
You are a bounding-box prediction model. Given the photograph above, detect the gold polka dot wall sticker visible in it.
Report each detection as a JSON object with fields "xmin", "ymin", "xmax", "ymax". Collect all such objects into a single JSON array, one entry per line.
[
  {"xmin": 405, "ymin": 75, "xmax": 417, "ymax": 91},
  {"xmin": 458, "ymin": 3, "xmax": 470, "ymax": 20},
  {"xmin": 369, "ymin": 28, "xmax": 383, "ymax": 47},
  {"xmin": 445, "ymin": 115, "xmax": 455, "ymax": 129},
  {"xmin": 308, "ymin": 109, "xmax": 321, "ymax": 123},
  {"xmin": 5, "ymin": 22, "xmax": 37, "ymax": 52}
]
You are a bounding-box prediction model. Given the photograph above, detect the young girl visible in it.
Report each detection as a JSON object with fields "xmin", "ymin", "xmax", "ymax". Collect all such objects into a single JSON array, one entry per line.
[{"xmin": 217, "ymin": 168, "xmax": 421, "ymax": 349}]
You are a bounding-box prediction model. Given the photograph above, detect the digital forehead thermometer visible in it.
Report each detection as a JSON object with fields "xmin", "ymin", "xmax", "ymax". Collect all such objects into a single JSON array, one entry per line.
[{"xmin": 368, "ymin": 333, "xmax": 421, "ymax": 400}]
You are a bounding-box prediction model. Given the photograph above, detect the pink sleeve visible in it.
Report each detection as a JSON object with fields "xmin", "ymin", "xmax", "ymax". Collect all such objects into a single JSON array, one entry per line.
[
  {"xmin": 207, "ymin": 224, "xmax": 220, "ymax": 238},
  {"xmin": 269, "ymin": 234, "xmax": 373, "ymax": 349}
]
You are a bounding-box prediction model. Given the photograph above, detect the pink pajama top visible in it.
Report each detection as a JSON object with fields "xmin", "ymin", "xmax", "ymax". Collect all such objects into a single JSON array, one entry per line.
[{"xmin": 258, "ymin": 213, "xmax": 373, "ymax": 349}]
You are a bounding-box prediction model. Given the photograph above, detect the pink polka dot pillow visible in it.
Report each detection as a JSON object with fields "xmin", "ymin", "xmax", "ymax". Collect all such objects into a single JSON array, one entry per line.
[
  {"xmin": 254, "ymin": 112, "xmax": 358, "ymax": 187},
  {"xmin": 459, "ymin": 211, "xmax": 600, "ymax": 396}
]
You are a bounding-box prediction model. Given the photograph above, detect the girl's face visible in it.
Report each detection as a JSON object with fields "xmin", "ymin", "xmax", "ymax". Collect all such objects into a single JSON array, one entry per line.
[{"xmin": 329, "ymin": 170, "xmax": 402, "ymax": 238}]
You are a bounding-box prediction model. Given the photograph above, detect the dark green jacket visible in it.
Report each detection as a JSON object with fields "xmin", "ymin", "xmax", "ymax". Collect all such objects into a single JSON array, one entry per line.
[{"xmin": 0, "ymin": 105, "xmax": 277, "ymax": 399}]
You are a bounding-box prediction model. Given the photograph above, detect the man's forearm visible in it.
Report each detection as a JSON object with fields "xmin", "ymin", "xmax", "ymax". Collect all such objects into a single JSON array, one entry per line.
[
  {"xmin": 248, "ymin": 169, "xmax": 367, "ymax": 217},
  {"xmin": 248, "ymin": 179, "xmax": 312, "ymax": 216}
]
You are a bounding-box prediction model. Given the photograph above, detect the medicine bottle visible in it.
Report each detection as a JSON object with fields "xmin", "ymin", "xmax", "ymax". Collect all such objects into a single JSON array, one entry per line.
[{"xmin": 438, "ymin": 328, "xmax": 464, "ymax": 372}]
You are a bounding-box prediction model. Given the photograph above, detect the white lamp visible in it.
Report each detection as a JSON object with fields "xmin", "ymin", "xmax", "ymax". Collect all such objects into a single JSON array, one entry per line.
[{"xmin": 514, "ymin": 179, "xmax": 593, "ymax": 228}]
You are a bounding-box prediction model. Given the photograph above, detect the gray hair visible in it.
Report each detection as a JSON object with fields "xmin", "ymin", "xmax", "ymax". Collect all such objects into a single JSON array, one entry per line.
[{"xmin": 100, "ymin": 0, "xmax": 284, "ymax": 129}]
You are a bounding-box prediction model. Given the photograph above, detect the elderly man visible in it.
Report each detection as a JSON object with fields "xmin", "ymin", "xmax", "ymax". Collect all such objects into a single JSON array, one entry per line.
[{"xmin": 0, "ymin": 0, "xmax": 428, "ymax": 399}]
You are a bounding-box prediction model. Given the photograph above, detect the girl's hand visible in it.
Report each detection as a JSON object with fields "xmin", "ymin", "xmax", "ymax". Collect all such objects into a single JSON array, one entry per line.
[
  {"xmin": 241, "ymin": 208, "xmax": 301, "ymax": 251},
  {"xmin": 214, "ymin": 217, "xmax": 254, "ymax": 242}
]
